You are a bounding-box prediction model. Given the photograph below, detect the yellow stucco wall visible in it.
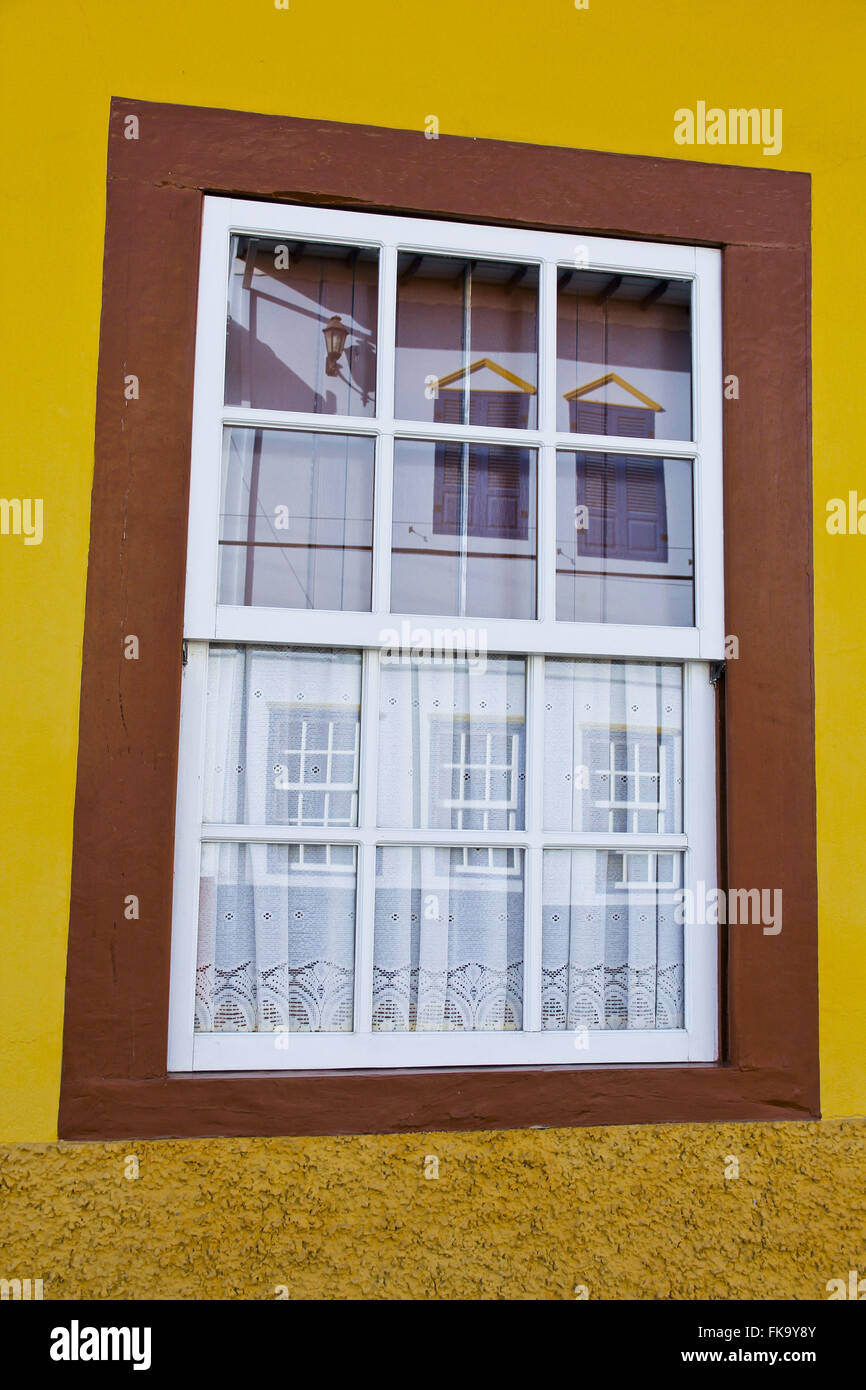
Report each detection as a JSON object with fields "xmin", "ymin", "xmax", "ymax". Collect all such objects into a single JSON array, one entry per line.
[
  {"xmin": 0, "ymin": 1, "xmax": 864, "ymax": 1294},
  {"xmin": 1, "ymin": 1121, "xmax": 864, "ymax": 1299}
]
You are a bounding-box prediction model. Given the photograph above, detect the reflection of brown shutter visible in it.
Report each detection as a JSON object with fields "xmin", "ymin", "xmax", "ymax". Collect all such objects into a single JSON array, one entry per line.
[
  {"xmin": 436, "ymin": 390, "xmax": 464, "ymax": 424},
  {"xmin": 612, "ymin": 406, "xmax": 654, "ymax": 438},
  {"xmin": 482, "ymin": 449, "xmax": 522, "ymax": 533},
  {"xmin": 471, "ymin": 393, "xmax": 527, "ymax": 538},
  {"xmin": 571, "ymin": 400, "xmax": 655, "ymax": 439},
  {"xmin": 574, "ymin": 402, "xmax": 606, "ymax": 434},
  {"xmin": 626, "ymin": 460, "xmax": 659, "ymax": 510},
  {"xmin": 434, "ymin": 387, "xmax": 529, "ymax": 428},
  {"xmin": 476, "ymin": 393, "xmax": 526, "ymax": 429},
  {"xmin": 433, "ymin": 387, "xmax": 530, "ymax": 539},
  {"xmin": 432, "ymin": 391, "xmax": 465, "ymax": 528},
  {"xmin": 579, "ymin": 456, "xmax": 618, "ymax": 552},
  {"xmin": 581, "ymin": 457, "xmax": 608, "ymax": 508},
  {"xmin": 434, "ymin": 442, "xmax": 464, "ymax": 530},
  {"xmin": 576, "ymin": 453, "xmax": 668, "ymax": 562},
  {"xmin": 624, "ymin": 458, "xmax": 667, "ymax": 558}
]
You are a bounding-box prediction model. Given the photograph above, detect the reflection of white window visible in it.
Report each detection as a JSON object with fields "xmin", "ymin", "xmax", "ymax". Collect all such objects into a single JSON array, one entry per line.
[
  {"xmin": 441, "ymin": 727, "xmax": 521, "ymax": 829},
  {"xmin": 594, "ymin": 739, "xmax": 668, "ymax": 833},
  {"xmin": 273, "ymin": 713, "xmax": 360, "ymax": 828},
  {"xmin": 450, "ymin": 846, "xmax": 523, "ymax": 879},
  {"xmin": 439, "ymin": 724, "xmax": 523, "ymax": 878},
  {"xmin": 250, "ymin": 841, "xmax": 358, "ymax": 885},
  {"xmin": 612, "ymin": 851, "xmax": 679, "ymax": 891},
  {"xmin": 171, "ymin": 198, "xmax": 723, "ymax": 1072},
  {"xmin": 284, "ymin": 843, "xmax": 355, "ymax": 875}
]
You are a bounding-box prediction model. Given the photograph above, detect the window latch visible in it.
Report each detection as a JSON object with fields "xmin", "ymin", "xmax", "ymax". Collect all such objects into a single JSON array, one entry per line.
[{"xmin": 709, "ymin": 659, "xmax": 725, "ymax": 685}]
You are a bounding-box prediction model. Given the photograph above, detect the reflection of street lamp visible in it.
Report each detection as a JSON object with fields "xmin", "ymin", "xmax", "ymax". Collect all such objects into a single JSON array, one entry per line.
[{"xmin": 322, "ymin": 315, "xmax": 349, "ymax": 376}]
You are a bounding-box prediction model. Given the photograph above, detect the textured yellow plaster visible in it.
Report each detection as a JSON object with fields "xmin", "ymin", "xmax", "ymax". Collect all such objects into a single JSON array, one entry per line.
[
  {"xmin": 0, "ymin": 1122, "xmax": 864, "ymax": 1300},
  {"xmin": 0, "ymin": 0, "xmax": 864, "ymax": 1141}
]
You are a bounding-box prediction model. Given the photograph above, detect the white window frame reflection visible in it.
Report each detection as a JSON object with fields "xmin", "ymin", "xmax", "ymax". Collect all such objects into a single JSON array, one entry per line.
[
  {"xmin": 443, "ymin": 727, "xmax": 522, "ymax": 830},
  {"xmin": 595, "ymin": 741, "xmax": 669, "ymax": 833},
  {"xmin": 272, "ymin": 716, "xmax": 361, "ymax": 828},
  {"xmin": 612, "ymin": 851, "xmax": 680, "ymax": 891}
]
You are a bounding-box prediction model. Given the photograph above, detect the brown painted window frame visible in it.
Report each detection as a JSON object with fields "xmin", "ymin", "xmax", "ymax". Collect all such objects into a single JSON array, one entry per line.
[{"xmin": 59, "ymin": 97, "xmax": 817, "ymax": 1140}]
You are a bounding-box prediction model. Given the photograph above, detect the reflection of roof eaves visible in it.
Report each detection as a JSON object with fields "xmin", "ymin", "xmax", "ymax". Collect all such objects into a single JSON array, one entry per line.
[
  {"xmin": 563, "ymin": 371, "xmax": 664, "ymax": 411},
  {"xmin": 436, "ymin": 357, "xmax": 537, "ymax": 392}
]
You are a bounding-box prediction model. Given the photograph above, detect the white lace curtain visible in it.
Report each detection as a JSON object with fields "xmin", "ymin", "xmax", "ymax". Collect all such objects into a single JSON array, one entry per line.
[
  {"xmin": 541, "ymin": 660, "xmax": 684, "ymax": 1029},
  {"xmin": 371, "ymin": 845, "xmax": 524, "ymax": 1032},
  {"xmin": 195, "ymin": 649, "xmax": 684, "ymax": 1034},
  {"xmin": 373, "ymin": 657, "xmax": 525, "ymax": 1029},
  {"xmin": 196, "ymin": 647, "xmax": 360, "ymax": 1032},
  {"xmin": 541, "ymin": 849, "xmax": 684, "ymax": 1030}
]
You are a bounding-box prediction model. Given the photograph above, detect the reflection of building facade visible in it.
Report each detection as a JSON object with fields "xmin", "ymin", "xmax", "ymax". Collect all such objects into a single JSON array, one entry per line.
[
  {"xmin": 565, "ymin": 373, "xmax": 669, "ymax": 566},
  {"xmin": 433, "ymin": 358, "xmax": 534, "ymax": 543},
  {"xmin": 226, "ymin": 237, "xmax": 379, "ymax": 415}
]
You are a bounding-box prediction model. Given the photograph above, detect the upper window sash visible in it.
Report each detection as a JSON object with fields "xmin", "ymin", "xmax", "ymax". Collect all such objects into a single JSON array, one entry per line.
[{"xmin": 184, "ymin": 197, "xmax": 723, "ymax": 660}]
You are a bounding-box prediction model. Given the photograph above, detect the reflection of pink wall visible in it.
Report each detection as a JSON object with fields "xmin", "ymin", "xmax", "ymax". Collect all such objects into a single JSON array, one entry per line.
[
  {"xmin": 561, "ymin": 296, "xmax": 691, "ymax": 369},
  {"xmin": 225, "ymin": 242, "xmax": 378, "ymax": 415},
  {"xmin": 554, "ymin": 453, "xmax": 694, "ymax": 627},
  {"xmin": 395, "ymin": 271, "xmax": 538, "ymax": 424},
  {"xmin": 390, "ymin": 439, "xmax": 537, "ymax": 620},
  {"xmin": 219, "ymin": 429, "xmax": 375, "ymax": 611},
  {"xmin": 557, "ymin": 293, "xmax": 691, "ymax": 437}
]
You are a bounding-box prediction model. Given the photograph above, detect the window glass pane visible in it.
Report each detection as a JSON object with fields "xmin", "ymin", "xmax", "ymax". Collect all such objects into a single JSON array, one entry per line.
[
  {"xmin": 373, "ymin": 846, "xmax": 524, "ymax": 1031},
  {"xmin": 544, "ymin": 660, "xmax": 683, "ymax": 833},
  {"xmin": 377, "ymin": 655, "xmax": 525, "ymax": 829},
  {"xmin": 196, "ymin": 841, "xmax": 357, "ymax": 1033},
  {"xmin": 392, "ymin": 439, "xmax": 536, "ymax": 618},
  {"xmin": 542, "ymin": 850, "xmax": 683, "ymax": 1031},
  {"xmin": 225, "ymin": 236, "xmax": 378, "ymax": 416},
  {"xmin": 202, "ymin": 646, "xmax": 361, "ymax": 827},
  {"xmin": 395, "ymin": 254, "xmax": 538, "ymax": 426},
  {"xmin": 557, "ymin": 271, "xmax": 692, "ymax": 439},
  {"xmin": 220, "ymin": 428, "xmax": 374, "ymax": 610},
  {"xmin": 556, "ymin": 450, "xmax": 693, "ymax": 625}
]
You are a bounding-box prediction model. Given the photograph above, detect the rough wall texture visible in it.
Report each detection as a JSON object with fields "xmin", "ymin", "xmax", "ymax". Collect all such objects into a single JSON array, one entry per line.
[
  {"xmin": 1, "ymin": 0, "xmax": 865, "ymax": 1304},
  {"xmin": 1, "ymin": 1120, "xmax": 863, "ymax": 1300},
  {"xmin": 1, "ymin": 0, "xmax": 865, "ymax": 1146}
]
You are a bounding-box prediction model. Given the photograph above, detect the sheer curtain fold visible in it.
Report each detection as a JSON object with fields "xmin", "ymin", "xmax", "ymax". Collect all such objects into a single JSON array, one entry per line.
[
  {"xmin": 195, "ymin": 649, "xmax": 684, "ymax": 1037},
  {"xmin": 374, "ymin": 657, "xmax": 525, "ymax": 1032},
  {"xmin": 541, "ymin": 661, "xmax": 684, "ymax": 1031},
  {"xmin": 541, "ymin": 850, "xmax": 683, "ymax": 1031},
  {"xmin": 372, "ymin": 846, "xmax": 524, "ymax": 1032},
  {"xmin": 196, "ymin": 647, "xmax": 360, "ymax": 1033}
]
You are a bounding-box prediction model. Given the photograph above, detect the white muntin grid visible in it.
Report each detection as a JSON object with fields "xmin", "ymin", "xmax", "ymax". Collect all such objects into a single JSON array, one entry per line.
[
  {"xmin": 168, "ymin": 197, "xmax": 722, "ymax": 1072},
  {"xmin": 272, "ymin": 714, "xmax": 360, "ymax": 831}
]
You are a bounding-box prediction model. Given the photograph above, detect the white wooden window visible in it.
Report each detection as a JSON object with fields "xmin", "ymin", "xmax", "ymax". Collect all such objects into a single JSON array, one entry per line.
[{"xmin": 169, "ymin": 197, "xmax": 722, "ymax": 1071}]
